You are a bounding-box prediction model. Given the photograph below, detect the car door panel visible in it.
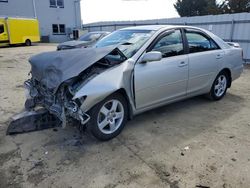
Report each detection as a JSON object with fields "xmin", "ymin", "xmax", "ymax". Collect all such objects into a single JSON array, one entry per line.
[
  {"xmin": 185, "ymin": 30, "xmax": 223, "ymax": 95},
  {"xmin": 134, "ymin": 55, "xmax": 188, "ymax": 109},
  {"xmin": 188, "ymin": 50, "xmax": 222, "ymax": 94}
]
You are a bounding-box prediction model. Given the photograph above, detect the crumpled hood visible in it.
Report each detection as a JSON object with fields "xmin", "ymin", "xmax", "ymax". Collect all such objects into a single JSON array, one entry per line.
[
  {"xmin": 29, "ymin": 46, "xmax": 116, "ymax": 90},
  {"xmin": 58, "ymin": 40, "xmax": 90, "ymax": 48}
]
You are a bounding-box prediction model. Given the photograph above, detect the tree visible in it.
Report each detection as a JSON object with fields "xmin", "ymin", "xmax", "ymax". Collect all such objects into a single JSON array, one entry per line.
[
  {"xmin": 207, "ymin": 0, "xmax": 223, "ymax": 15},
  {"xmin": 219, "ymin": 0, "xmax": 250, "ymax": 13},
  {"xmin": 174, "ymin": 0, "xmax": 221, "ymax": 17}
]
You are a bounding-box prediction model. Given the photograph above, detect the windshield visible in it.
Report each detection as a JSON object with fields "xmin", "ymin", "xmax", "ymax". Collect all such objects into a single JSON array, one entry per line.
[
  {"xmin": 79, "ymin": 33, "xmax": 102, "ymax": 42},
  {"xmin": 95, "ymin": 30, "xmax": 155, "ymax": 58}
]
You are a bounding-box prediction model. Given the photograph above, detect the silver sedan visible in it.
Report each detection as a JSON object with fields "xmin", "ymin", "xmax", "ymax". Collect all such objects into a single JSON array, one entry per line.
[{"xmin": 24, "ymin": 25, "xmax": 244, "ymax": 141}]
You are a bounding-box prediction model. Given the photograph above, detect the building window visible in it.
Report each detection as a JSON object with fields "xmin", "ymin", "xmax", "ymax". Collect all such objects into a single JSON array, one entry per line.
[
  {"xmin": 50, "ymin": 0, "xmax": 64, "ymax": 8},
  {"xmin": 59, "ymin": 24, "xmax": 65, "ymax": 33},
  {"xmin": 57, "ymin": 0, "xmax": 64, "ymax": 7},
  {"xmin": 0, "ymin": 0, "xmax": 8, "ymax": 2},
  {"xmin": 52, "ymin": 24, "xmax": 66, "ymax": 35}
]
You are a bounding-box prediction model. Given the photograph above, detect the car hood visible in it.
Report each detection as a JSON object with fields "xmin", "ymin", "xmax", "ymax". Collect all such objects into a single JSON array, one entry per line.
[
  {"xmin": 58, "ymin": 40, "xmax": 91, "ymax": 47},
  {"xmin": 29, "ymin": 46, "xmax": 117, "ymax": 90}
]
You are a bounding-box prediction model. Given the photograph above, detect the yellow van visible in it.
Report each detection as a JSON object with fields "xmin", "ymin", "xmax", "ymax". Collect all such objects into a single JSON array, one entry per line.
[{"xmin": 0, "ymin": 17, "xmax": 40, "ymax": 47}]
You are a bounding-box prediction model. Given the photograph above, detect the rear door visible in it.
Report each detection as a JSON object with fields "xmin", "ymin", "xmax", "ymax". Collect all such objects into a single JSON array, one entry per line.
[
  {"xmin": 134, "ymin": 29, "xmax": 189, "ymax": 109},
  {"xmin": 184, "ymin": 29, "xmax": 223, "ymax": 95},
  {"xmin": 0, "ymin": 20, "xmax": 8, "ymax": 43}
]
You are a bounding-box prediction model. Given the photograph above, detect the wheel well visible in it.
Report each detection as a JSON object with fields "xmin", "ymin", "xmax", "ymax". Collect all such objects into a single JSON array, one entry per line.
[
  {"xmin": 221, "ymin": 68, "xmax": 232, "ymax": 88},
  {"xmin": 115, "ymin": 89, "xmax": 133, "ymax": 120}
]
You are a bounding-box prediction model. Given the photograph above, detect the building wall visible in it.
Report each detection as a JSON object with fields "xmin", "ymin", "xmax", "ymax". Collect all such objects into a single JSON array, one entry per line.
[
  {"xmin": 83, "ymin": 13, "xmax": 250, "ymax": 63},
  {"xmin": 0, "ymin": 0, "xmax": 82, "ymax": 43}
]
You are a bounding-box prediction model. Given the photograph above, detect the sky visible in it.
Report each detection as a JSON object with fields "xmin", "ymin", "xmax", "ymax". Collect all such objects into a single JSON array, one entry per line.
[{"xmin": 81, "ymin": 0, "xmax": 180, "ymax": 24}]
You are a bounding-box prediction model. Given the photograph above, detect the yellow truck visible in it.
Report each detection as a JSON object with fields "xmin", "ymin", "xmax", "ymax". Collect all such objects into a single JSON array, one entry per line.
[{"xmin": 0, "ymin": 17, "xmax": 40, "ymax": 47}]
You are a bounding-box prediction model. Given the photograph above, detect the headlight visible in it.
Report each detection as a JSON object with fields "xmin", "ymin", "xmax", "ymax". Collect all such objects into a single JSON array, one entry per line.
[
  {"xmin": 24, "ymin": 80, "xmax": 38, "ymax": 99},
  {"xmin": 24, "ymin": 81, "xmax": 32, "ymax": 99}
]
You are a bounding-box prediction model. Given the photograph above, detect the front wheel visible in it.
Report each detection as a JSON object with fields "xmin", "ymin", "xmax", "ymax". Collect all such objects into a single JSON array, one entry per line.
[
  {"xmin": 208, "ymin": 71, "xmax": 229, "ymax": 101},
  {"xmin": 88, "ymin": 93, "xmax": 128, "ymax": 141}
]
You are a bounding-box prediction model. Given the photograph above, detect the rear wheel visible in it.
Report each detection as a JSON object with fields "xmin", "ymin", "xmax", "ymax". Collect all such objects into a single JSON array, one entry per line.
[
  {"xmin": 208, "ymin": 71, "xmax": 229, "ymax": 101},
  {"xmin": 25, "ymin": 39, "xmax": 31, "ymax": 46},
  {"xmin": 88, "ymin": 93, "xmax": 128, "ymax": 141}
]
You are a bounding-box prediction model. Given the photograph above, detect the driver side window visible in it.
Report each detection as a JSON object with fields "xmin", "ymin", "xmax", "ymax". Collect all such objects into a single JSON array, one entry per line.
[
  {"xmin": 151, "ymin": 30, "xmax": 184, "ymax": 58},
  {"xmin": 0, "ymin": 24, "xmax": 4, "ymax": 34}
]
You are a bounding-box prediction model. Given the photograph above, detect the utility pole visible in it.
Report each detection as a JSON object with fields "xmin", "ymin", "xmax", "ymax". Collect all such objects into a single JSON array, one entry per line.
[
  {"xmin": 74, "ymin": 0, "xmax": 81, "ymax": 28},
  {"xmin": 32, "ymin": 0, "xmax": 37, "ymax": 18}
]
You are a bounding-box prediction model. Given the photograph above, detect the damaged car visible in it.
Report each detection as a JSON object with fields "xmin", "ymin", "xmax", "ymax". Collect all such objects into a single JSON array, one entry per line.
[{"xmin": 10, "ymin": 25, "xmax": 244, "ymax": 141}]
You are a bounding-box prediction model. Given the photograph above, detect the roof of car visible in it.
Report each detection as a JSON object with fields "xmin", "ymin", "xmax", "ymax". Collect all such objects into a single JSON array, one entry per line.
[{"xmin": 120, "ymin": 25, "xmax": 181, "ymax": 31}]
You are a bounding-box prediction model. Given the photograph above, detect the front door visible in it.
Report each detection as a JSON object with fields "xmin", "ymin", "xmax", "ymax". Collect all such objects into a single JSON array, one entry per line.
[{"xmin": 134, "ymin": 29, "xmax": 189, "ymax": 109}]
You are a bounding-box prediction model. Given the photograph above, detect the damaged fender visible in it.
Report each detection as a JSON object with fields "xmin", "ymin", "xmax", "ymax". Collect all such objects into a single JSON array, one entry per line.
[{"xmin": 73, "ymin": 59, "xmax": 136, "ymax": 114}]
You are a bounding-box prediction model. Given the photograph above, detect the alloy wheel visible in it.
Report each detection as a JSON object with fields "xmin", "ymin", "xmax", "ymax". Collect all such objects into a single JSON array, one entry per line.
[
  {"xmin": 214, "ymin": 75, "xmax": 227, "ymax": 97},
  {"xmin": 97, "ymin": 99, "xmax": 124, "ymax": 134}
]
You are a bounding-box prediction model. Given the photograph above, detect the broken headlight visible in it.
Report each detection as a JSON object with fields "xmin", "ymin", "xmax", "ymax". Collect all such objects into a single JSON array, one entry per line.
[{"xmin": 24, "ymin": 80, "xmax": 38, "ymax": 99}]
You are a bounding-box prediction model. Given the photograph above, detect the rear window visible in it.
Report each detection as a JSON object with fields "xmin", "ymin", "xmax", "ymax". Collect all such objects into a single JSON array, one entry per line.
[{"xmin": 0, "ymin": 24, "xmax": 4, "ymax": 34}]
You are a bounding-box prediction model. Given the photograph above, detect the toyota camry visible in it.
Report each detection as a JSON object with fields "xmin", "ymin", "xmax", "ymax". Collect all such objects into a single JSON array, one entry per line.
[{"xmin": 20, "ymin": 25, "xmax": 244, "ymax": 140}]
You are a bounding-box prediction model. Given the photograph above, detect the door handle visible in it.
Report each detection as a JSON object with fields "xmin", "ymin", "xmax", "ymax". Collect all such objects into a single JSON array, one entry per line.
[
  {"xmin": 178, "ymin": 61, "xmax": 188, "ymax": 67},
  {"xmin": 216, "ymin": 54, "xmax": 223, "ymax": 59}
]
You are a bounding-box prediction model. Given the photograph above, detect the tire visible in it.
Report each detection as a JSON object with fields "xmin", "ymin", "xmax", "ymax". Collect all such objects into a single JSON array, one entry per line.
[
  {"xmin": 88, "ymin": 93, "xmax": 128, "ymax": 141},
  {"xmin": 25, "ymin": 39, "xmax": 31, "ymax": 46},
  {"xmin": 208, "ymin": 71, "xmax": 229, "ymax": 101}
]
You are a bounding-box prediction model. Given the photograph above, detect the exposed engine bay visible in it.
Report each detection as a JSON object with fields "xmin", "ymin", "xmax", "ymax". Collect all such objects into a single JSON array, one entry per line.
[{"xmin": 24, "ymin": 47, "xmax": 127, "ymax": 127}]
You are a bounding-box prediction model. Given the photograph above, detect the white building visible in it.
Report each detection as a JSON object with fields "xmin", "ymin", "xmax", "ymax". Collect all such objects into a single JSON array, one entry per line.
[{"xmin": 0, "ymin": 0, "xmax": 82, "ymax": 42}]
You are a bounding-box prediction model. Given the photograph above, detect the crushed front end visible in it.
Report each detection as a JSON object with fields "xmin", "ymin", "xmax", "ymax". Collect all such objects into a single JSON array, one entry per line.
[
  {"xmin": 7, "ymin": 46, "xmax": 126, "ymax": 135},
  {"xmin": 24, "ymin": 78, "xmax": 90, "ymax": 128}
]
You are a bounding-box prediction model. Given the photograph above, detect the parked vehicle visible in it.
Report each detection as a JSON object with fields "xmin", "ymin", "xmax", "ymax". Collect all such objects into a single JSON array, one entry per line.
[
  {"xmin": 57, "ymin": 31, "xmax": 110, "ymax": 50},
  {"xmin": 24, "ymin": 25, "xmax": 244, "ymax": 141},
  {"xmin": 0, "ymin": 17, "xmax": 40, "ymax": 47}
]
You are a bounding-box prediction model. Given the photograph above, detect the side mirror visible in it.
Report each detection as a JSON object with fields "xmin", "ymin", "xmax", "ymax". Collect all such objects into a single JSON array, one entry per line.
[
  {"xmin": 140, "ymin": 51, "xmax": 162, "ymax": 63},
  {"xmin": 227, "ymin": 42, "xmax": 240, "ymax": 48}
]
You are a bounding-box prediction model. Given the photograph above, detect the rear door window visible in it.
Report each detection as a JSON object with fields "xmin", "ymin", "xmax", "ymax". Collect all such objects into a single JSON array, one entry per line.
[
  {"xmin": 185, "ymin": 31, "xmax": 219, "ymax": 53},
  {"xmin": 0, "ymin": 24, "xmax": 4, "ymax": 34}
]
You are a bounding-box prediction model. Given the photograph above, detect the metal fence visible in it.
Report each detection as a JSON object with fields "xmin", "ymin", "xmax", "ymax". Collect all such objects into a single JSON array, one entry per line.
[{"xmin": 83, "ymin": 12, "xmax": 250, "ymax": 63}]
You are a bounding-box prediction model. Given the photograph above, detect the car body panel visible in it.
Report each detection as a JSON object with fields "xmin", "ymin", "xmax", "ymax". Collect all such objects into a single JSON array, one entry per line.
[
  {"xmin": 187, "ymin": 50, "xmax": 222, "ymax": 95},
  {"xmin": 29, "ymin": 46, "xmax": 117, "ymax": 90},
  {"xmin": 73, "ymin": 60, "xmax": 135, "ymax": 113},
  {"xmin": 134, "ymin": 54, "xmax": 189, "ymax": 109}
]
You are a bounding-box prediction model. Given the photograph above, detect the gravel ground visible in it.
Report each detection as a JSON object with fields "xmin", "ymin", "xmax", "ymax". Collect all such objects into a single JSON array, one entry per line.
[{"xmin": 0, "ymin": 44, "xmax": 250, "ymax": 188}]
